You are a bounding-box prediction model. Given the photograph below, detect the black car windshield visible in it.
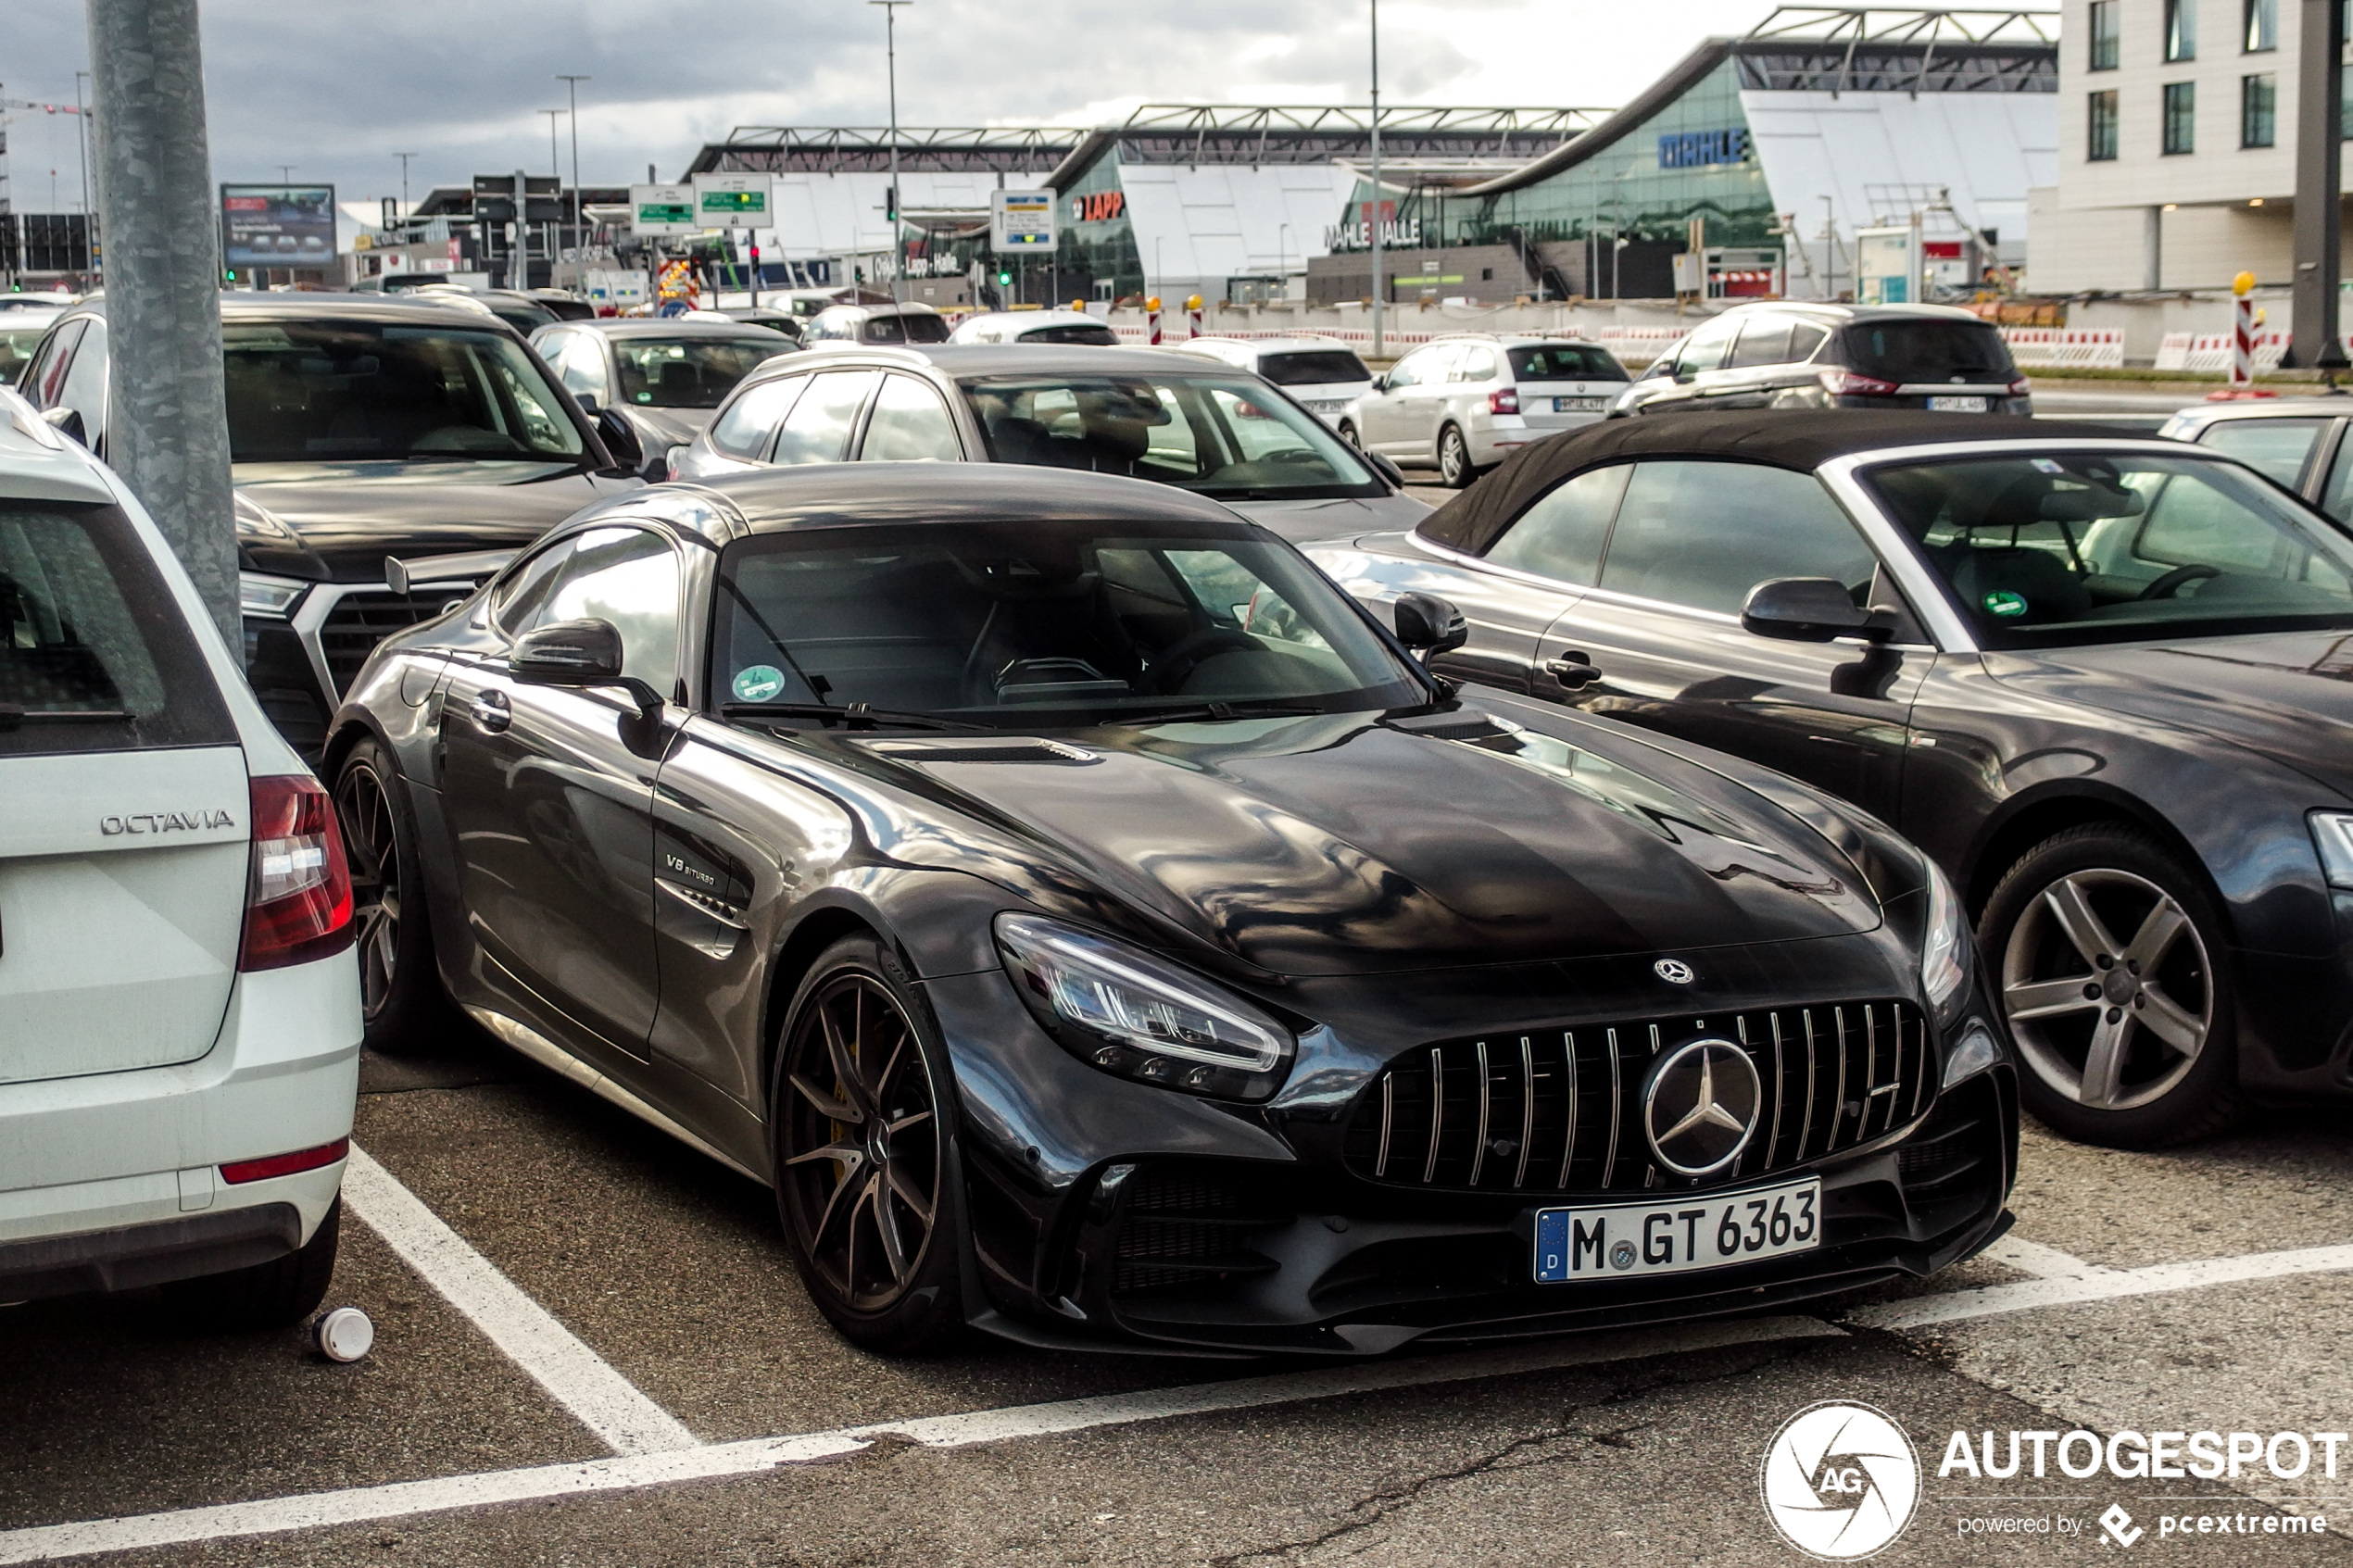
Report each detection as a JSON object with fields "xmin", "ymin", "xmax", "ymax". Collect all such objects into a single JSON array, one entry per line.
[
  {"xmin": 1841, "ymin": 320, "xmax": 2015, "ymax": 383},
  {"xmin": 711, "ymin": 518, "xmax": 1425, "ymax": 726},
  {"xmin": 865, "ymin": 314, "xmax": 951, "ymax": 345},
  {"xmin": 1508, "ymin": 344, "xmax": 1627, "ymax": 382},
  {"xmin": 613, "ymin": 336, "xmax": 795, "ymax": 408},
  {"xmin": 222, "ymin": 320, "xmax": 585, "ymax": 462},
  {"xmin": 1257, "ymin": 350, "xmax": 1369, "ymax": 386},
  {"xmin": 960, "ymin": 372, "xmax": 1383, "ymax": 499},
  {"xmin": 1867, "ymin": 451, "xmax": 2353, "ymax": 647},
  {"xmin": 1019, "ymin": 323, "xmax": 1121, "ymax": 346}
]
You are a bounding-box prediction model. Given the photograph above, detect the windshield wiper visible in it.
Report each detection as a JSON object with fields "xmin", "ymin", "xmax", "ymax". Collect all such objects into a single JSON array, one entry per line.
[
  {"xmin": 720, "ymin": 701, "xmax": 990, "ymax": 733},
  {"xmin": 1100, "ymin": 699, "xmax": 1332, "ymax": 725}
]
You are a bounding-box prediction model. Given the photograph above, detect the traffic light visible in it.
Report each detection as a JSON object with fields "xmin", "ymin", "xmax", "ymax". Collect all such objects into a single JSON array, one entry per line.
[
  {"xmin": 996, "ymin": 269, "xmax": 1012, "ymax": 286},
  {"xmin": 885, "ymin": 186, "xmax": 898, "ymax": 221}
]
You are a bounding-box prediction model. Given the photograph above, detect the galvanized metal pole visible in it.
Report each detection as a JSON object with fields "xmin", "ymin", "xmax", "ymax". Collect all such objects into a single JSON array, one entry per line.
[
  {"xmin": 871, "ymin": 0, "xmax": 911, "ymax": 306},
  {"xmin": 1368, "ymin": 0, "xmax": 1383, "ymax": 358},
  {"xmin": 2289, "ymin": 0, "xmax": 2347, "ymax": 368},
  {"xmin": 87, "ymin": 0, "xmax": 237, "ymax": 646}
]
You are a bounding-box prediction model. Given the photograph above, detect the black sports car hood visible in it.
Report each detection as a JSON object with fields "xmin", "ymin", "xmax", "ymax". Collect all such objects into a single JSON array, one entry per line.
[
  {"xmin": 233, "ymin": 461, "xmax": 632, "ymax": 582},
  {"xmin": 847, "ymin": 710, "xmax": 1881, "ymax": 977},
  {"xmin": 1985, "ymin": 629, "xmax": 2353, "ymax": 801}
]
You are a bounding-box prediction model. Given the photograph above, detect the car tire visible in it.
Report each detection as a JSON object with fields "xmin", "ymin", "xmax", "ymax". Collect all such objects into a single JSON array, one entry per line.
[
  {"xmin": 1438, "ymin": 424, "xmax": 1475, "ymax": 488},
  {"xmin": 333, "ymin": 739, "xmax": 454, "ymax": 1053},
  {"xmin": 1979, "ymin": 823, "xmax": 2242, "ymax": 1148},
  {"xmin": 164, "ymin": 1198, "xmax": 342, "ymax": 1330},
  {"xmin": 769, "ymin": 932, "xmax": 964, "ymax": 1353}
]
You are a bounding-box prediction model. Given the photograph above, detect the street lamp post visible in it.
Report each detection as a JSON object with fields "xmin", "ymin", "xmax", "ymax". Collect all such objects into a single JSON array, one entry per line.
[
  {"xmin": 395, "ymin": 152, "xmax": 417, "ymax": 212},
  {"xmin": 1368, "ymin": 0, "xmax": 1383, "ymax": 358},
  {"xmin": 557, "ymin": 75, "xmax": 588, "ymax": 259},
  {"xmin": 540, "ymin": 109, "xmax": 564, "ymax": 284},
  {"xmin": 1277, "ymin": 221, "xmax": 1291, "ymax": 303},
  {"xmin": 870, "ymin": 0, "xmax": 911, "ymax": 306}
]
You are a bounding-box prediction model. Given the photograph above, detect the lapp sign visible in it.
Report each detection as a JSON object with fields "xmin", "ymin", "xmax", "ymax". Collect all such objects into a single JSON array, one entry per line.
[
  {"xmin": 1657, "ymin": 128, "xmax": 1751, "ymax": 168},
  {"xmin": 1074, "ymin": 190, "xmax": 1126, "ymax": 223}
]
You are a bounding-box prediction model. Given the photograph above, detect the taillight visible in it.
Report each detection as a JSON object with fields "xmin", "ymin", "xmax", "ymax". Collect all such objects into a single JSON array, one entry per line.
[
  {"xmin": 2007, "ymin": 377, "xmax": 2032, "ymax": 396},
  {"xmin": 221, "ymin": 1136, "xmax": 349, "ymax": 1185},
  {"xmin": 240, "ymin": 773, "xmax": 354, "ymax": 972},
  {"xmin": 1488, "ymin": 387, "xmax": 1519, "ymax": 415},
  {"xmin": 1817, "ymin": 366, "xmax": 1900, "ymax": 397}
]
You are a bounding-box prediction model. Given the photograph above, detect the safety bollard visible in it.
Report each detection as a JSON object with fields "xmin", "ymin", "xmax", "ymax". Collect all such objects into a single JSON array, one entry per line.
[
  {"xmin": 1147, "ymin": 296, "xmax": 1162, "ymax": 345},
  {"xmin": 2232, "ymin": 270, "xmax": 2255, "ymax": 388},
  {"xmin": 1188, "ymin": 294, "xmax": 1203, "ymax": 339}
]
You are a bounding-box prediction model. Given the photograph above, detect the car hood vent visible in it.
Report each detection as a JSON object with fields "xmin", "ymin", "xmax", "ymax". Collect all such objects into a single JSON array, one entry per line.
[
  {"xmin": 1383, "ymin": 709, "xmax": 1521, "ymax": 742},
  {"xmin": 860, "ymin": 737, "xmax": 1101, "ymax": 765}
]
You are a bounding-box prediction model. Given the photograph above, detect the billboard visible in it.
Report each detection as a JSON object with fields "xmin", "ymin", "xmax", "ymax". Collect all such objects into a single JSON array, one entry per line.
[
  {"xmin": 630, "ymin": 182, "xmax": 698, "ymax": 236},
  {"xmin": 220, "ymin": 184, "xmax": 336, "ymax": 269},
  {"xmin": 991, "ymin": 189, "xmax": 1055, "ymax": 253},
  {"xmin": 691, "ymin": 173, "xmax": 772, "ymax": 225}
]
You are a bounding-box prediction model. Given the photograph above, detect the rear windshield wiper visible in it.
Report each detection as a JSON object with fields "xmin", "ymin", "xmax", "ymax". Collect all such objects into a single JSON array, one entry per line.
[
  {"xmin": 720, "ymin": 701, "xmax": 990, "ymax": 733},
  {"xmin": 1100, "ymin": 699, "xmax": 1331, "ymax": 725},
  {"xmin": 0, "ymin": 706, "xmax": 132, "ymax": 732}
]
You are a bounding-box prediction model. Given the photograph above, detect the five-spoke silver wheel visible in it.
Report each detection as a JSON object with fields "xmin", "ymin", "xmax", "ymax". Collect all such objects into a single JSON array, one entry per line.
[{"xmin": 2002, "ymin": 867, "xmax": 2212, "ymax": 1111}]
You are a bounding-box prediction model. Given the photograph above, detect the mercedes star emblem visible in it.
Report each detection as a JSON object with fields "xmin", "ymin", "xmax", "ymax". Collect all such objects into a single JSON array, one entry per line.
[
  {"xmin": 1654, "ymin": 958, "xmax": 1695, "ymax": 985},
  {"xmin": 1642, "ymin": 1038, "xmax": 1763, "ymax": 1177}
]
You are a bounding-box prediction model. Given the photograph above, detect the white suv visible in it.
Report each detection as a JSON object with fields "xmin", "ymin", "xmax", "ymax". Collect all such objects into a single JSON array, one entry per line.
[
  {"xmin": 1347, "ymin": 334, "xmax": 1630, "ymax": 486},
  {"xmin": 1176, "ymin": 335, "xmax": 1375, "ymax": 433},
  {"xmin": 0, "ymin": 386, "xmax": 360, "ymax": 1326}
]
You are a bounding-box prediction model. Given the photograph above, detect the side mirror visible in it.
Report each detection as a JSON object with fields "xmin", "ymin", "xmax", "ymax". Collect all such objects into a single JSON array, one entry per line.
[
  {"xmin": 1368, "ymin": 373, "xmax": 1389, "ymax": 394},
  {"xmin": 42, "ymin": 406, "xmax": 85, "ymax": 446},
  {"xmin": 574, "ymin": 389, "xmax": 602, "ymax": 415},
  {"xmin": 1393, "ymin": 591, "xmax": 1468, "ymax": 661},
  {"xmin": 593, "ymin": 406, "xmax": 643, "ymax": 471},
  {"xmin": 1741, "ymin": 577, "xmax": 1885, "ymax": 643},
  {"xmin": 511, "ymin": 617, "xmax": 624, "ymax": 684}
]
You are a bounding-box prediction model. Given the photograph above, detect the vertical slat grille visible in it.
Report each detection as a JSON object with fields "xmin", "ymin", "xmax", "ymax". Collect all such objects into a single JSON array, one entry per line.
[
  {"xmin": 318, "ymin": 589, "xmax": 460, "ymax": 695},
  {"xmin": 1342, "ymin": 1000, "xmax": 1931, "ymax": 1196}
]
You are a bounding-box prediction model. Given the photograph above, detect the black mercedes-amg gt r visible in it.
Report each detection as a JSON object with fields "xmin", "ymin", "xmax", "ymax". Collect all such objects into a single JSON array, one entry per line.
[{"xmin": 326, "ymin": 461, "xmax": 2018, "ymax": 1356}]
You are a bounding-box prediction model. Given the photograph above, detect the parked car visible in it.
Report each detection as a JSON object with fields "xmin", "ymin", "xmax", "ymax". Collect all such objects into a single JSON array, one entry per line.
[
  {"xmin": 1177, "ymin": 335, "xmax": 1374, "ymax": 435},
  {"xmin": 672, "ymin": 343, "xmax": 1426, "ymax": 543},
  {"xmin": 2158, "ymin": 397, "xmax": 2353, "ymax": 521},
  {"xmin": 801, "ymin": 301, "xmax": 951, "ymax": 345},
  {"xmin": 1350, "ymin": 335, "xmax": 1630, "ymax": 487},
  {"xmin": 950, "ymin": 309, "xmax": 1120, "ymax": 346},
  {"xmin": 525, "ymin": 288, "xmax": 598, "ymax": 322},
  {"xmin": 532, "ymin": 317, "xmax": 800, "ymax": 482},
  {"xmin": 16, "ymin": 293, "xmax": 640, "ymax": 759},
  {"xmin": 719, "ymin": 307, "xmax": 805, "ymax": 342},
  {"xmin": 410, "ymin": 285, "xmax": 560, "ymax": 335},
  {"xmin": 325, "ymin": 458, "xmax": 2014, "ymax": 1354},
  {"xmin": 1615, "ymin": 303, "xmax": 2031, "ymax": 420},
  {"xmin": 1307, "ymin": 408, "xmax": 2353, "ymax": 1148},
  {"xmin": 0, "ymin": 383, "xmax": 361, "ymax": 1325}
]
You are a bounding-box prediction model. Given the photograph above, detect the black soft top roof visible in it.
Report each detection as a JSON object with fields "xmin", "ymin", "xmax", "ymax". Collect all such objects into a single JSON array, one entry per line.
[{"xmin": 1416, "ymin": 409, "xmax": 2144, "ymax": 556}]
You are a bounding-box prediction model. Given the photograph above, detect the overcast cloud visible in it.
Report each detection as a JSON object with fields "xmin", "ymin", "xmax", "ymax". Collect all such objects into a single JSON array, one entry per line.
[{"xmin": 5, "ymin": 0, "xmax": 1770, "ymax": 211}]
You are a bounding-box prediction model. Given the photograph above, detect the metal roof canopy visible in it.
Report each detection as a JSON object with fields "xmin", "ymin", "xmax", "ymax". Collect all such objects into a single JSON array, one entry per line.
[
  {"xmin": 692, "ymin": 128, "xmax": 1077, "ymax": 176},
  {"xmin": 1740, "ymin": 6, "xmax": 2058, "ymax": 94}
]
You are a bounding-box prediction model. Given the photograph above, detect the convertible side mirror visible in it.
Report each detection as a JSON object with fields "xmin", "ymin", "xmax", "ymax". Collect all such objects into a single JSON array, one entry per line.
[
  {"xmin": 1393, "ymin": 591, "xmax": 1469, "ymax": 661},
  {"xmin": 1742, "ymin": 577, "xmax": 1888, "ymax": 643}
]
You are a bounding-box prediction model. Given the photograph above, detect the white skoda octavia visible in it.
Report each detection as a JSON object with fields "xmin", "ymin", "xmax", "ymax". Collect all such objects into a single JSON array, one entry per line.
[{"xmin": 0, "ymin": 385, "xmax": 360, "ymax": 1326}]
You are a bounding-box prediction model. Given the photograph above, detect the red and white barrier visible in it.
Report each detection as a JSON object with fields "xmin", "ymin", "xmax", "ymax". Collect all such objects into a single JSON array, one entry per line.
[
  {"xmin": 2156, "ymin": 331, "xmax": 2290, "ymax": 374},
  {"xmin": 2000, "ymin": 328, "xmax": 2125, "ymax": 370}
]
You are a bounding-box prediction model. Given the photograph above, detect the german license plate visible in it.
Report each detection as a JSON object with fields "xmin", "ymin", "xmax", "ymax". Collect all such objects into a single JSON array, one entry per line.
[
  {"xmin": 1532, "ymin": 1176, "xmax": 1820, "ymax": 1283},
  {"xmin": 1927, "ymin": 395, "xmax": 1987, "ymax": 413},
  {"xmin": 1554, "ymin": 395, "xmax": 1607, "ymax": 412}
]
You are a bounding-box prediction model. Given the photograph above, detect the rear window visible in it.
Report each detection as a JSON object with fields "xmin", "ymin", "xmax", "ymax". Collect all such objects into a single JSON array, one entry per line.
[
  {"xmin": 864, "ymin": 314, "xmax": 951, "ymax": 345},
  {"xmin": 1018, "ymin": 323, "xmax": 1122, "ymax": 346},
  {"xmin": 1839, "ymin": 320, "xmax": 2016, "ymax": 384},
  {"xmin": 0, "ymin": 503, "xmax": 234, "ymax": 757},
  {"xmin": 1257, "ymin": 350, "xmax": 1370, "ymax": 386},
  {"xmin": 1507, "ymin": 344, "xmax": 1627, "ymax": 383}
]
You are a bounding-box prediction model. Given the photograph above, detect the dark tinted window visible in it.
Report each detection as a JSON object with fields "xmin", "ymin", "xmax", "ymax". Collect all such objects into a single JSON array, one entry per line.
[
  {"xmin": 1726, "ymin": 318, "xmax": 1793, "ymax": 370},
  {"xmin": 611, "ymin": 336, "xmax": 795, "ymax": 409},
  {"xmin": 1839, "ymin": 319, "xmax": 2016, "ymax": 383},
  {"xmin": 863, "ymin": 313, "xmax": 950, "ymax": 345},
  {"xmin": 1507, "ymin": 344, "xmax": 1626, "ymax": 382},
  {"xmin": 1257, "ymin": 350, "xmax": 1370, "ymax": 385},
  {"xmin": 221, "ymin": 320, "xmax": 585, "ymax": 462},
  {"xmin": 1483, "ymin": 464, "xmax": 1629, "ymax": 585},
  {"xmin": 0, "ymin": 503, "xmax": 234, "ymax": 757},
  {"xmin": 1017, "ymin": 323, "xmax": 1121, "ymax": 346},
  {"xmin": 1600, "ymin": 461, "xmax": 1874, "ymax": 615}
]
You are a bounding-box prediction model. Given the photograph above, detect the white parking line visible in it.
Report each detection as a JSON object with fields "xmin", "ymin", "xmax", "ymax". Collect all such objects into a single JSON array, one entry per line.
[
  {"xmin": 1848, "ymin": 1241, "xmax": 2353, "ymax": 1332},
  {"xmin": 1976, "ymin": 1236, "xmax": 2116, "ymax": 1279},
  {"xmin": 0, "ymin": 1316, "xmax": 1843, "ymax": 1563},
  {"xmin": 340, "ymin": 1145, "xmax": 698, "ymax": 1457}
]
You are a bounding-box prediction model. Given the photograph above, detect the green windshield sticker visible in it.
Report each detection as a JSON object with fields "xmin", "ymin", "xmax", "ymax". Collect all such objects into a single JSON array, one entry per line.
[
  {"xmin": 1982, "ymin": 590, "xmax": 2029, "ymax": 619},
  {"xmin": 732, "ymin": 664, "xmax": 786, "ymax": 702}
]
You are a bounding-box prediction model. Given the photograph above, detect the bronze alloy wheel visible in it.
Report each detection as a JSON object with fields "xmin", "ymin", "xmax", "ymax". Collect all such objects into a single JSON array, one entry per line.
[
  {"xmin": 333, "ymin": 755, "xmax": 404, "ymax": 1021},
  {"xmin": 775, "ymin": 962, "xmax": 946, "ymax": 1318}
]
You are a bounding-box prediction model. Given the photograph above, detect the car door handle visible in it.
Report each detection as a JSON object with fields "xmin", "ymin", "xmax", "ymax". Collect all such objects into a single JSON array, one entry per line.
[
  {"xmin": 1545, "ymin": 655, "xmax": 1601, "ymax": 690},
  {"xmin": 470, "ymin": 689, "xmax": 512, "ymax": 733}
]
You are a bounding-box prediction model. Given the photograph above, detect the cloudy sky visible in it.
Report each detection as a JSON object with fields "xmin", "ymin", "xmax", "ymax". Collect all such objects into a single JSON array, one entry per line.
[{"xmin": 8, "ymin": 0, "xmax": 1771, "ymax": 211}]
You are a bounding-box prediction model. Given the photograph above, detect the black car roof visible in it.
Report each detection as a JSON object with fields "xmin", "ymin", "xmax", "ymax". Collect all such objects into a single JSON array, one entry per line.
[
  {"xmin": 628, "ymin": 461, "xmax": 1256, "ymax": 544},
  {"xmin": 1416, "ymin": 409, "xmax": 2145, "ymax": 556}
]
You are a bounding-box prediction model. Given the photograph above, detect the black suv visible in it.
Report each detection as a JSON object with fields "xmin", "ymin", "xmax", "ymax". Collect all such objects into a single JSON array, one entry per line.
[{"xmin": 1616, "ymin": 303, "xmax": 2030, "ymax": 419}]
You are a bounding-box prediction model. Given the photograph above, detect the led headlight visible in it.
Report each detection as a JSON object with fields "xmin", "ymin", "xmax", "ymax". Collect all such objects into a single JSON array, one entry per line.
[
  {"xmin": 1919, "ymin": 857, "xmax": 1969, "ymax": 1027},
  {"xmin": 993, "ymin": 912, "xmax": 1293, "ymax": 1099},
  {"xmin": 238, "ymin": 571, "xmax": 309, "ymax": 618},
  {"xmin": 2309, "ymin": 811, "xmax": 2353, "ymax": 888}
]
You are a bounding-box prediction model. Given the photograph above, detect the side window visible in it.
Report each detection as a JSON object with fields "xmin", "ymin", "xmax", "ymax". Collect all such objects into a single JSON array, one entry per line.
[
  {"xmin": 2199, "ymin": 417, "xmax": 2329, "ymax": 490},
  {"xmin": 1788, "ymin": 322, "xmax": 1830, "ymax": 361},
  {"xmin": 1386, "ymin": 345, "xmax": 1445, "ymax": 391},
  {"xmin": 1453, "ymin": 348, "xmax": 1498, "ymax": 383},
  {"xmin": 771, "ymin": 370, "xmax": 878, "ymax": 465},
  {"xmin": 1673, "ymin": 317, "xmax": 1741, "ymax": 378},
  {"xmin": 23, "ymin": 319, "xmax": 84, "ymax": 409},
  {"xmin": 1725, "ymin": 317, "xmax": 1793, "ymax": 370},
  {"xmin": 709, "ymin": 372, "xmax": 808, "ymax": 459},
  {"xmin": 1599, "ymin": 460, "xmax": 1877, "ymax": 616},
  {"xmin": 1483, "ymin": 464, "xmax": 1632, "ymax": 586},
  {"xmin": 555, "ymin": 334, "xmax": 610, "ymax": 403},
  {"xmin": 858, "ymin": 374, "xmax": 963, "ymax": 462},
  {"xmin": 534, "ymin": 526, "xmax": 682, "ymax": 697},
  {"xmin": 56, "ymin": 318, "xmax": 109, "ymax": 447},
  {"xmin": 490, "ymin": 537, "xmax": 579, "ymax": 634},
  {"xmin": 2134, "ymin": 471, "xmax": 2290, "ymax": 574}
]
